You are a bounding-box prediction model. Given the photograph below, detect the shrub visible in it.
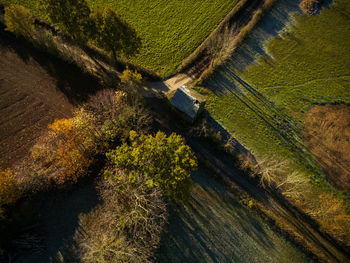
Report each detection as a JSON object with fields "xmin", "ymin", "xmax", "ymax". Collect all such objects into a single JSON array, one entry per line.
[
  {"xmin": 4, "ymin": 5, "xmax": 35, "ymax": 40},
  {"xmin": 85, "ymin": 89, "xmax": 152, "ymax": 150},
  {"xmin": 84, "ymin": 90, "xmax": 128, "ymax": 126},
  {"xmin": 31, "ymin": 113, "xmax": 96, "ymax": 185},
  {"xmin": 106, "ymin": 131, "xmax": 197, "ymax": 202},
  {"xmin": 300, "ymin": 0, "xmax": 321, "ymax": 15},
  {"xmin": 0, "ymin": 169, "xmax": 21, "ymax": 206},
  {"xmin": 120, "ymin": 67, "xmax": 145, "ymax": 90},
  {"xmin": 307, "ymin": 194, "xmax": 350, "ymax": 244}
]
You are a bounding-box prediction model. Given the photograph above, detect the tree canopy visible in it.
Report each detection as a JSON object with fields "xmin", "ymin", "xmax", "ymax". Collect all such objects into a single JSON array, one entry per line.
[
  {"xmin": 106, "ymin": 131, "xmax": 197, "ymax": 202},
  {"xmin": 38, "ymin": 0, "xmax": 91, "ymax": 43}
]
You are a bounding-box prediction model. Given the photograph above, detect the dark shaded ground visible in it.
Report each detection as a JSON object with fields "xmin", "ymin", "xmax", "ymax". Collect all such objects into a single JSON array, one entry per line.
[
  {"xmin": 0, "ymin": 31, "xmax": 101, "ymax": 169},
  {"xmin": 157, "ymin": 168, "xmax": 313, "ymax": 263},
  {"xmin": 6, "ymin": 181, "xmax": 100, "ymax": 263}
]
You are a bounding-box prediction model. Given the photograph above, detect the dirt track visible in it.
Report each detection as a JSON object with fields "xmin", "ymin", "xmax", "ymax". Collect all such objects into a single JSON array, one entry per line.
[
  {"xmin": 0, "ymin": 33, "xmax": 100, "ymax": 169},
  {"xmin": 146, "ymin": 0, "xmax": 265, "ymax": 97},
  {"xmin": 146, "ymin": 97, "xmax": 350, "ymax": 263}
]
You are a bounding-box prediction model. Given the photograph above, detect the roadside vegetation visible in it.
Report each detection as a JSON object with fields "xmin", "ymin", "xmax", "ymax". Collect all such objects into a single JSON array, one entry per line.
[
  {"xmin": 3, "ymin": 0, "xmax": 239, "ymax": 77},
  {"xmin": 205, "ymin": 0, "xmax": 350, "ymax": 246},
  {"xmin": 183, "ymin": 0, "xmax": 278, "ymax": 83}
]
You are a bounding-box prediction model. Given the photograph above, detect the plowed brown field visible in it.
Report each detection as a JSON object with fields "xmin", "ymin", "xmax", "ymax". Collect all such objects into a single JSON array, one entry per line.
[
  {"xmin": 302, "ymin": 104, "xmax": 350, "ymax": 191},
  {"xmin": 0, "ymin": 33, "xmax": 100, "ymax": 169}
]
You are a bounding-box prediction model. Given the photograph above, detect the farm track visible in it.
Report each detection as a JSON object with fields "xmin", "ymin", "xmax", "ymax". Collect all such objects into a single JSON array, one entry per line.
[
  {"xmin": 0, "ymin": 32, "xmax": 100, "ymax": 169},
  {"xmin": 187, "ymin": 138, "xmax": 350, "ymax": 263},
  {"xmin": 262, "ymin": 74, "xmax": 350, "ymax": 89},
  {"xmin": 148, "ymin": 96, "xmax": 349, "ymax": 262},
  {"xmin": 147, "ymin": 0, "xmax": 265, "ymax": 96}
]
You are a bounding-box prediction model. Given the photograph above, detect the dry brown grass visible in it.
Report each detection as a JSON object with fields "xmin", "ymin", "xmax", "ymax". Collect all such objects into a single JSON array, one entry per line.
[
  {"xmin": 240, "ymin": 154, "xmax": 350, "ymax": 246},
  {"xmin": 302, "ymin": 104, "xmax": 350, "ymax": 191}
]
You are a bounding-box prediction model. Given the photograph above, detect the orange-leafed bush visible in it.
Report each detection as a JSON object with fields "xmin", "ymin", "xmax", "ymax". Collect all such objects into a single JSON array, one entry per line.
[
  {"xmin": 32, "ymin": 112, "xmax": 96, "ymax": 185},
  {"xmin": 0, "ymin": 169, "xmax": 21, "ymax": 206},
  {"xmin": 300, "ymin": 0, "xmax": 321, "ymax": 15},
  {"xmin": 48, "ymin": 116, "xmax": 95, "ymax": 184}
]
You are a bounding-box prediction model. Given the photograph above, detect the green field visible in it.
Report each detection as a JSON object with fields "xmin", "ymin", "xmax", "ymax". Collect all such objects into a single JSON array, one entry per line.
[
  {"xmin": 205, "ymin": 0, "xmax": 350, "ymax": 178},
  {"xmin": 4, "ymin": 0, "xmax": 239, "ymax": 77}
]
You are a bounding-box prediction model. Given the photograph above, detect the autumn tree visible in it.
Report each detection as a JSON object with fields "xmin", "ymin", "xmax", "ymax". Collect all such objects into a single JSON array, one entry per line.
[
  {"xmin": 120, "ymin": 67, "xmax": 144, "ymax": 90},
  {"xmin": 50, "ymin": 111, "xmax": 96, "ymax": 183},
  {"xmin": 31, "ymin": 110, "xmax": 97, "ymax": 184},
  {"xmin": 0, "ymin": 169, "xmax": 21, "ymax": 206},
  {"xmin": 4, "ymin": 5, "xmax": 35, "ymax": 40},
  {"xmin": 37, "ymin": 0, "xmax": 91, "ymax": 43},
  {"xmin": 307, "ymin": 194, "xmax": 350, "ymax": 244},
  {"xmin": 106, "ymin": 131, "xmax": 197, "ymax": 202},
  {"xmin": 90, "ymin": 7, "xmax": 141, "ymax": 59}
]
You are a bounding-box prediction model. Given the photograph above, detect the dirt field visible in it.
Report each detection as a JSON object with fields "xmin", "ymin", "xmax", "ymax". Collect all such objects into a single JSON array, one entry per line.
[
  {"xmin": 0, "ymin": 32, "xmax": 100, "ymax": 169},
  {"xmin": 302, "ymin": 104, "xmax": 350, "ymax": 191}
]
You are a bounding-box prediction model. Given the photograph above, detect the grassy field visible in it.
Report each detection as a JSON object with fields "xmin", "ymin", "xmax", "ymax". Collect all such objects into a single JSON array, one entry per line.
[
  {"xmin": 205, "ymin": 0, "xmax": 350, "ymax": 179},
  {"xmin": 242, "ymin": 0, "xmax": 350, "ymax": 120},
  {"xmin": 3, "ymin": 0, "xmax": 239, "ymax": 77}
]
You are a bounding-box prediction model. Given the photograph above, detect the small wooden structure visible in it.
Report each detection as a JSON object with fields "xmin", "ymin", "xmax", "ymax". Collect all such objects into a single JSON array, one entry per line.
[{"xmin": 170, "ymin": 86, "xmax": 206, "ymax": 122}]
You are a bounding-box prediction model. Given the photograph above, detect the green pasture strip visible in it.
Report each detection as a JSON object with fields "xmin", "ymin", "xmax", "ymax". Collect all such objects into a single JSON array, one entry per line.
[
  {"xmin": 3, "ymin": 0, "xmax": 239, "ymax": 77},
  {"xmin": 242, "ymin": 0, "xmax": 350, "ymax": 122},
  {"xmin": 205, "ymin": 0, "xmax": 350, "ymax": 185}
]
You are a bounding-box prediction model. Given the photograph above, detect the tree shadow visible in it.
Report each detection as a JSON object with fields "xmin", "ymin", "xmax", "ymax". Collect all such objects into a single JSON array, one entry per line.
[
  {"xmin": 203, "ymin": 60, "xmax": 311, "ymax": 166},
  {"xmin": 226, "ymin": 0, "xmax": 303, "ymax": 71},
  {"xmin": 6, "ymin": 179, "xmax": 101, "ymax": 263},
  {"xmin": 156, "ymin": 168, "xmax": 307, "ymax": 263}
]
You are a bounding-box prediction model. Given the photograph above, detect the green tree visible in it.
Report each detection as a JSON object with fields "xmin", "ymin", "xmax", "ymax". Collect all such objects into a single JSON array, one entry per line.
[
  {"xmin": 4, "ymin": 5, "xmax": 35, "ymax": 40},
  {"xmin": 90, "ymin": 7, "xmax": 141, "ymax": 59},
  {"xmin": 120, "ymin": 67, "xmax": 144, "ymax": 90},
  {"xmin": 37, "ymin": 0, "xmax": 91, "ymax": 43},
  {"xmin": 106, "ymin": 131, "xmax": 197, "ymax": 202}
]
